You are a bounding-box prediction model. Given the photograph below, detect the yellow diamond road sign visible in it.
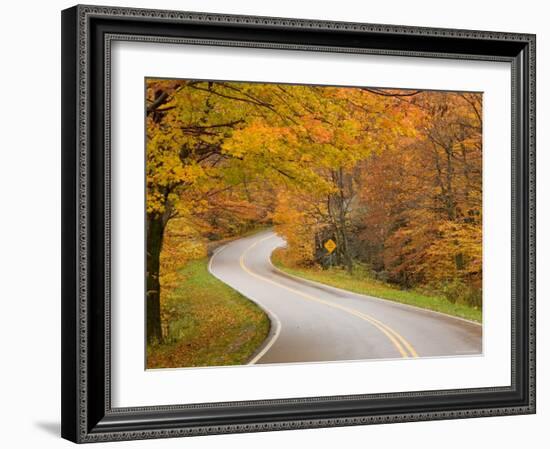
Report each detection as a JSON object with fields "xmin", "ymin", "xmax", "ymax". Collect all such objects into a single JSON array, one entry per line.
[{"xmin": 324, "ymin": 239, "xmax": 337, "ymax": 254}]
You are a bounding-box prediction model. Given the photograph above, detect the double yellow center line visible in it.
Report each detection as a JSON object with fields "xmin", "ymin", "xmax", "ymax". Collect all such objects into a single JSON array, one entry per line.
[{"xmin": 239, "ymin": 235, "xmax": 418, "ymax": 359}]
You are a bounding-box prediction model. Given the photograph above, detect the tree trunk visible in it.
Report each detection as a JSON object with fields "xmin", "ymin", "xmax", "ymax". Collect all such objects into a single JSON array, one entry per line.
[
  {"xmin": 327, "ymin": 168, "xmax": 354, "ymax": 274},
  {"xmin": 146, "ymin": 214, "xmax": 165, "ymax": 343}
]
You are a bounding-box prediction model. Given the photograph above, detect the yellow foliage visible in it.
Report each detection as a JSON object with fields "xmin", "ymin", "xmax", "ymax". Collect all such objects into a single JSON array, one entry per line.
[
  {"xmin": 159, "ymin": 218, "xmax": 207, "ymax": 300},
  {"xmin": 146, "ymin": 78, "xmax": 483, "ymax": 313}
]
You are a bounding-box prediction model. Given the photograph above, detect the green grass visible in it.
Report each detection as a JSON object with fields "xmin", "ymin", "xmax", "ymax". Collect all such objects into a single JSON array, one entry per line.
[
  {"xmin": 272, "ymin": 250, "xmax": 482, "ymax": 323},
  {"xmin": 147, "ymin": 258, "xmax": 270, "ymax": 369}
]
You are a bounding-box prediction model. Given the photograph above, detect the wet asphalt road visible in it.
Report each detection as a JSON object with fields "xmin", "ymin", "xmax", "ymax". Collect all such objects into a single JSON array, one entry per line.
[{"xmin": 209, "ymin": 230, "xmax": 482, "ymax": 364}]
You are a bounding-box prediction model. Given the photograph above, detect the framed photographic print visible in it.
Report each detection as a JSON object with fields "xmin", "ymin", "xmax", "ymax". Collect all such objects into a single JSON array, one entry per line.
[{"xmin": 61, "ymin": 4, "xmax": 536, "ymax": 443}]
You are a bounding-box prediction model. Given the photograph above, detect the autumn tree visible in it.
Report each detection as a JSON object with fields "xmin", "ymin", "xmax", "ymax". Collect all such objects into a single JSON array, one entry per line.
[
  {"xmin": 357, "ymin": 91, "xmax": 482, "ymax": 303},
  {"xmin": 272, "ymin": 87, "xmax": 412, "ymax": 272},
  {"xmin": 146, "ymin": 80, "xmax": 263, "ymax": 342}
]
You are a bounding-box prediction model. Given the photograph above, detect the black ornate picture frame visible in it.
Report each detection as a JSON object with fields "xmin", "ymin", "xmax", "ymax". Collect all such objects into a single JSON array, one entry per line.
[{"xmin": 61, "ymin": 4, "xmax": 536, "ymax": 443}]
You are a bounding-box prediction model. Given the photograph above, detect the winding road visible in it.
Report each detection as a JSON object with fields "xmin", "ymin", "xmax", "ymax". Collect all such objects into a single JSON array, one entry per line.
[{"xmin": 209, "ymin": 230, "xmax": 482, "ymax": 365}]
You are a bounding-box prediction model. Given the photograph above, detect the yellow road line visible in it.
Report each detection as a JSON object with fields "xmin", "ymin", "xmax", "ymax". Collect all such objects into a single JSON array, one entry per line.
[
  {"xmin": 209, "ymin": 243, "xmax": 283, "ymax": 365},
  {"xmin": 239, "ymin": 235, "xmax": 418, "ymax": 359}
]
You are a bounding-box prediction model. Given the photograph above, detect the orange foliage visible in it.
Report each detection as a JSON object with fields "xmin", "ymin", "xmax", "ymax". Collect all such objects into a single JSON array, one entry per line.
[{"xmin": 146, "ymin": 79, "xmax": 483, "ymax": 321}]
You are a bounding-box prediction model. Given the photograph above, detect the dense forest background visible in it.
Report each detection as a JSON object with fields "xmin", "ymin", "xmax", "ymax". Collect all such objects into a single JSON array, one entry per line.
[{"xmin": 146, "ymin": 79, "xmax": 482, "ymax": 345}]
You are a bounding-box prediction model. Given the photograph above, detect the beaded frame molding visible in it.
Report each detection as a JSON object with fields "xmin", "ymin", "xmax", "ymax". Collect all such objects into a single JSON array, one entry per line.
[{"xmin": 61, "ymin": 4, "xmax": 536, "ymax": 443}]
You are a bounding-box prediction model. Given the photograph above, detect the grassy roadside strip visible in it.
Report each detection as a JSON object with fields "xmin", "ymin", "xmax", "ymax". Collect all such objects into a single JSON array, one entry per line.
[
  {"xmin": 147, "ymin": 258, "xmax": 270, "ymax": 369},
  {"xmin": 271, "ymin": 249, "xmax": 482, "ymax": 323}
]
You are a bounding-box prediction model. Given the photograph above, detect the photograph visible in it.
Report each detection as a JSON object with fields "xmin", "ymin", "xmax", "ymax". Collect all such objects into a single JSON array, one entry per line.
[{"xmin": 145, "ymin": 78, "xmax": 483, "ymax": 369}]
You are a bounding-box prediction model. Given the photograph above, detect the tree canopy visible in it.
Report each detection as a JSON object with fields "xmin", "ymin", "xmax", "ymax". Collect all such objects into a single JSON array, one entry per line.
[{"xmin": 146, "ymin": 79, "xmax": 483, "ymax": 342}]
